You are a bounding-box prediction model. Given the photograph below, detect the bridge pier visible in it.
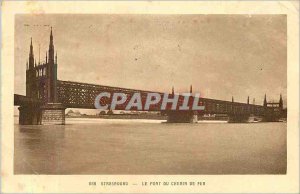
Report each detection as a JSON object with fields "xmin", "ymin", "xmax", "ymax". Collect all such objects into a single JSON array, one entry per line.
[
  {"xmin": 18, "ymin": 105, "xmax": 42, "ymax": 125},
  {"xmin": 18, "ymin": 103, "xmax": 66, "ymax": 125},
  {"xmin": 262, "ymin": 112, "xmax": 282, "ymax": 122},
  {"xmin": 40, "ymin": 103, "xmax": 66, "ymax": 125},
  {"xmin": 166, "ymin": 110, "xmax": 198, "ymax": 123},
  {"xmin": 228, "ymin": 114, "xmax": 250, "ymax": 123}
]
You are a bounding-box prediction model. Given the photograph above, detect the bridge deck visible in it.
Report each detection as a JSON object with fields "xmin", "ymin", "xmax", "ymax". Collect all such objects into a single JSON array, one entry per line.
[
  {"xmin": 55, "ymin": 80, "xmax": 266, "ymax": 115},
  {"xmin": 14, "ymin": 80, "xmax": 269, "ymax": 116}
]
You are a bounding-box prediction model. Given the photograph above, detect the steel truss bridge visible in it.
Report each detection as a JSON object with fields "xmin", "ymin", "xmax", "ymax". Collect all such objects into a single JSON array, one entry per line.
[{"xmin": 14, "ymin": 29, "xmax": 284, "ymax": 125}]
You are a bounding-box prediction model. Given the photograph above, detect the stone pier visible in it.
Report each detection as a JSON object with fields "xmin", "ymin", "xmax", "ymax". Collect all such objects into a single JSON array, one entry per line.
[
  {"xmin": 166, "ymin": 110, "xmax": 198, "ymax": 123},
  {"xmin": 18, "ymin": 103, "xmax": 66, "ymax": 125},
  {"xmin": 228, "ymin": 114, "xmax": 250, "ymax": 123},
  {"xmin": 40, "ymin": 103, "xmax": 66, "ymax": 125},
  {"xmin": 18, "ymin": 105, "xmax": 42, "ymax": 125}
]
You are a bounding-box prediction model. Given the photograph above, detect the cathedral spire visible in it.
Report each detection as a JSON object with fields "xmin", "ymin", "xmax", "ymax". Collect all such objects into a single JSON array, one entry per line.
[
  {"xmin": 247, "ymin": 96, "xmax": 249, "ymax": 104},
  {"xmin": 232, "ymin": 96, "xmax": 234, "ymax": 103},
  {"xmin": 172, "ymin": 86, "xmax": 174, "ymax": 95},
  {"xmin": 190, "ymin": 85, "xmax": 192, "ymax": 94}
]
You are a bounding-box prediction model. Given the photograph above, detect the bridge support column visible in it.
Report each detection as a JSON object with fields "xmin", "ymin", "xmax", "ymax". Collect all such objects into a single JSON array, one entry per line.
[
  {"xmin": 18, "ymin": 105, "xmax": 42, "ymax": 125},
  {"xmin": 228, "ymin": 114, "xmax": 250, "ymax": 123},
  {"xmin": 262, "ymin": 110, "xmax": 282, "ymax": 122},
  {"xmin": 40, "ymin": 103, "xmax": 66, "ymax": 125},
  {"xmin": 166, "ymin": 111, "xmax": 198, "ymax": 123}
]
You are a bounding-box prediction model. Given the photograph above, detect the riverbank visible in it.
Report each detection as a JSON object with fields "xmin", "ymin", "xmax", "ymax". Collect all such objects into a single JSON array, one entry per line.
[{"xmin": 66, "ymin": 114, "xmax": 168, "ymax": 120}]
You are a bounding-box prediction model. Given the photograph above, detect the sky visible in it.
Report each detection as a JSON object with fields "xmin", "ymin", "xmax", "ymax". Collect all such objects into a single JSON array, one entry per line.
[{"xmin": 14, "ymin": 14, "xmax": 287, "ymax": 114}]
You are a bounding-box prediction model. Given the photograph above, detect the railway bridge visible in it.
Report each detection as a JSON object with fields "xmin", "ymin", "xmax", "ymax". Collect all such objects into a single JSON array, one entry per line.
[{"xmin": 14, "ymin": 29, "xmax": 284, "ymax": 124}]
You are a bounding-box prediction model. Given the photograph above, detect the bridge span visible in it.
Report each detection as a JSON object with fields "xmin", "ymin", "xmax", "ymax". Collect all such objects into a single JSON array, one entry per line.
[{"xmin": 14, "ymin": 29, "xmax": 284, "ymax": 125}]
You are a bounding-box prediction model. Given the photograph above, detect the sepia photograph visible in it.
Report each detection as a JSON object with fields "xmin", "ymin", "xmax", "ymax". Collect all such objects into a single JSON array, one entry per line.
[
  {"xmin": 1, "ymin": 1, "xmax": 299, "ymax": 193},
  {"xmin": 13, "ymin": 14, "xmax": 287, "ymax": 175}
]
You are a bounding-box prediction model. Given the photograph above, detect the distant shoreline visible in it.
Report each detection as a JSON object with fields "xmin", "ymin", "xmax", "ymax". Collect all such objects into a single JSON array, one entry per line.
[
  {"xmin": 14, "ymin": 114, "xmax": 229, "ymax": 121},
  {"xmin": 66, "ymin": 114, "xmax": 168, "ymax": 120}
]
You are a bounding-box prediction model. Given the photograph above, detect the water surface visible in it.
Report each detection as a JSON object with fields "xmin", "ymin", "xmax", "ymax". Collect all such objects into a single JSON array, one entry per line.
[{"xmin": 14, "ymin": 118, "xmax": 286, "ymax": 174}]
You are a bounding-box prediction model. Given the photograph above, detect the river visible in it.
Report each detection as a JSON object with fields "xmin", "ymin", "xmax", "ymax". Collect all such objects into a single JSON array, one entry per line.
[{"xmin": 14, "ymin": 118, "xmax": 286, "ymax": 174}]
